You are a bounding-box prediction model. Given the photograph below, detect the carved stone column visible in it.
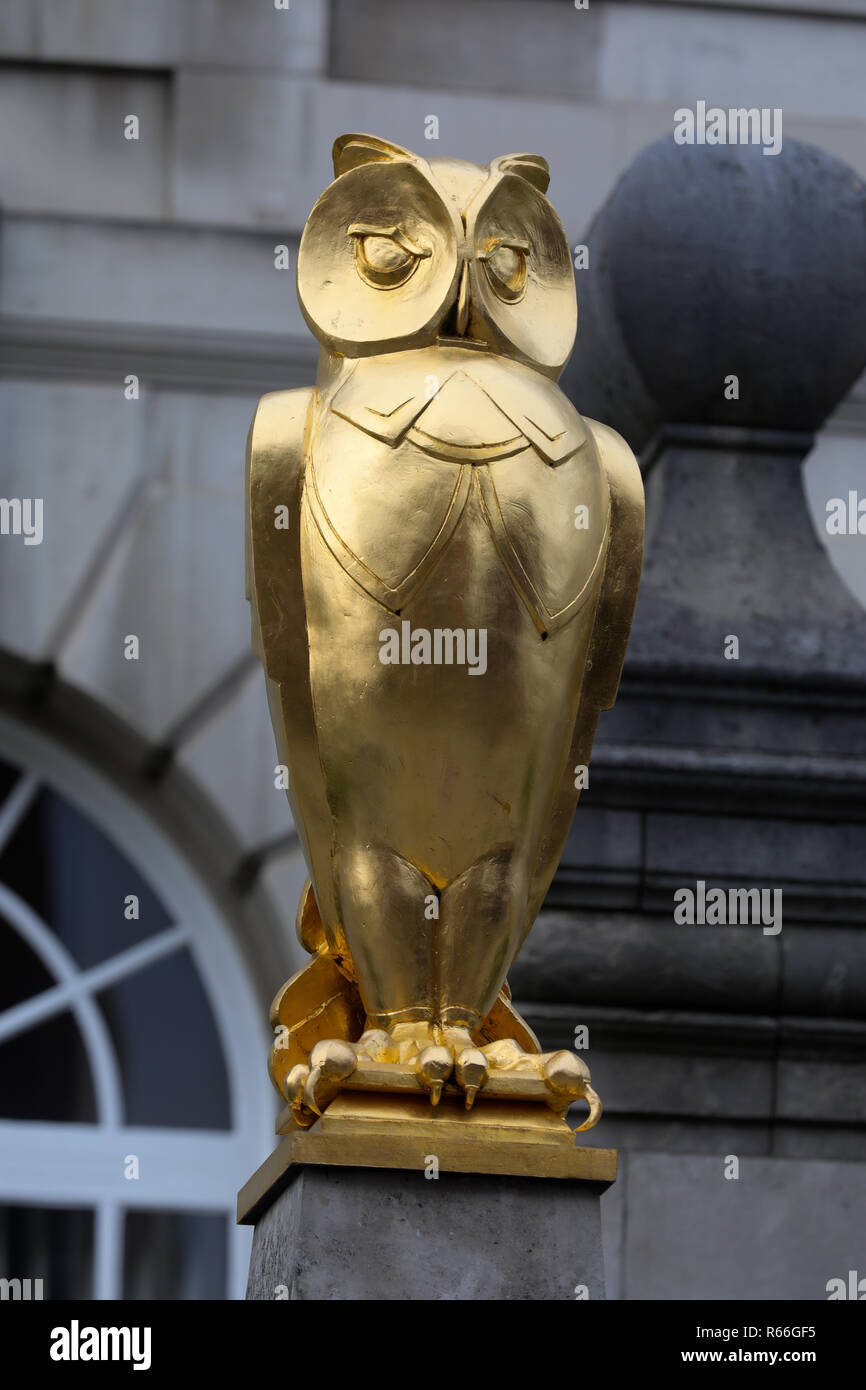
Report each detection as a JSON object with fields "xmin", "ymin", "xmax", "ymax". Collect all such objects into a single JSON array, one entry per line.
[{"xmin": 510, "ymin": 138, "xmax": 866, "ymax": 1300}]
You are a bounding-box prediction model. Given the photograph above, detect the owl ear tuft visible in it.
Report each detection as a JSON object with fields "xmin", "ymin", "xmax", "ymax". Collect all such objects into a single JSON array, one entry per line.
[
  {"xmin": 332, "ymin": 133, "xmax": 416, "ymax": 178},
  {"xmin": 493, "ymin": 153, "xmax": 550, "ymax": 195}
]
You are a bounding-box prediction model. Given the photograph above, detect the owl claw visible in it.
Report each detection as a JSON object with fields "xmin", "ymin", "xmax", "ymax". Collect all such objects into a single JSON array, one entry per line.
[
  {"xmin": 303, "ymin": 1068, "xmax": 324, "ymax": 1117},
  {"xmin": 541, "ymin": 1049, "xmax": 586, "ymax": 1098},
  {"xmin": 574, "ymin": 1083, "xmax": 603, "ymax": 1132},
  {"xmin": 540, "ymin": 1050, "xmax": 601, "ymax": 1128},
  {"xmin": 282, "ymin": 1063, "xmax": 319, "ymax": 1129},
  {"xmin": 284, "ymin": 1062, "xmax": 310, "ymax": 1109},
  {"xmin": 309, "ymin": 1039, "xmax": 358, "ymax": 1078},
  {"xmin": 455, "ymin": 1048, "xmax": 488, "ymax": 1110},
  {"xmin": 304, "ymin": 1039, "xmax": 358, "ymax": 1116},
  {"xmin": 417, "ymin": 1045, "xmax": 453, "ymax": 1106}
]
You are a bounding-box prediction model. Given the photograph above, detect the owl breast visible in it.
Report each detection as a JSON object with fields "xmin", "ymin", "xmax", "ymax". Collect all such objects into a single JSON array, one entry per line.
[{"xmin": 306, "ymin": 346, "xmax": 609, "ymax": 632}]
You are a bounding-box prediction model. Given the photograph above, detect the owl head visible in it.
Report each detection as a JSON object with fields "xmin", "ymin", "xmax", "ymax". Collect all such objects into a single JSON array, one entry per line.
[{"xmin": 297, "ymin": 133, "xmax": 577, "ymax": 379}]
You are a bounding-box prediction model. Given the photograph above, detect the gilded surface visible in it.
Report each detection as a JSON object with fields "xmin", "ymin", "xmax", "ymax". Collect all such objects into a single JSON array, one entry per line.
[{"xmin": 245, "ymin": 134, "xmax": 644, "ymax": 1151}]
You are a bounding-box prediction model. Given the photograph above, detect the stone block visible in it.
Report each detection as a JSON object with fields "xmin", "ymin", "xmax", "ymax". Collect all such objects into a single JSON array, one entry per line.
[
  {"xmin": 585, "ymin": 1046, "xmax": 775, "ymax": 1122},
  {"xmin": 601, "ymin": 4, "xmax": 866, "ymax": 123},
  {"xmin": 172, "ymin": 71, "xmax": 313, "ymax": 228},
  {"xmin": 0, "ymin": 0, "xmax": 328, "ymax": 73},
  {"xmin": 58, "ymin": 390, "xmax": 254, "ymax": 741},
  {"xmin": 622, "ymin": 1151, "xmax": 866, "ymax": 1299},
  {"xmin": 1, "ymin": 216, "xmax": 308, "ymax": 339},
  {"xmin": 512, "ymin": 909, "xmax": 779, "ymax": 1014},
  {"xmin": 0, "ymin": 380, "xmax": 143, "ymax": 659},
  {"xmin": 644, "ymin": 811, "xmax": 866, "ymax": 915},
  {"xmin": 246, "ymin": 1163, "xmax": 610, "ymax": 1300},
  {"xmin": 329, "ymin": 0, "xmax": 602, "ymax": 100},
  {"xmin": 0, "ymin": 67, "xmax": 168, "ymax": 219},
  {"xmin": 777, "ymin": 1053, "xmax": 866, "ymax": 1125},
  {"xmin": 783, "ymin": 925, "xmax": 866, "ymax": 1020},
  {"xmin": 588, "ymin": 1116, "xmax": 773, "ymax": 1158}
]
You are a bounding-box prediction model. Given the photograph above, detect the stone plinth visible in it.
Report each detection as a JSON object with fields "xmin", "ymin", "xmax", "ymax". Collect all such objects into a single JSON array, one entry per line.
[
  {"xmin": 240, "ymin": 1092, "xmax": 615, "ymax": 1300},
  {"xmin": 244, "ymin": 1161, "xmax": 611, "ymax": 1301}
]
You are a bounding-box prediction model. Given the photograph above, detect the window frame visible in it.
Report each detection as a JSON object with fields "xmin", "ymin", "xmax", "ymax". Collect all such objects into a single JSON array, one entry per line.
[{"xmin": 0, "ymin": 710, "xmax": 274, "ymax": 1300}]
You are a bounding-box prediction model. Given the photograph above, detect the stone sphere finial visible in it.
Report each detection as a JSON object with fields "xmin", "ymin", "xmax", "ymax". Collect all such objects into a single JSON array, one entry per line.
[{"xmin": 563, "ymin": 135, "xmax": 866, "ymax": 450}]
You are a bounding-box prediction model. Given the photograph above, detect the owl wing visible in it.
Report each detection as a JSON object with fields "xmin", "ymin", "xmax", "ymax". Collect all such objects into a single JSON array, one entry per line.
[
  {"xmin": 246, "ymin": 387, "xmax": 351, "ymax": 966},
  {"xmin": 523, "ymin": 417, "xmax": 645, "ymax": 934}
]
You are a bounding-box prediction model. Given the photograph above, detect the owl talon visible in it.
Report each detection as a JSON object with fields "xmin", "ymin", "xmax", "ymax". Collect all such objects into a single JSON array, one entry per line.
[
  {"xmin": 309, "ymin": 1039, "xmax": 358, "ymax": 1077},
  {"xmin": 283, "ymin": 1062, "xmax": 308, "ymax": 1105},
  {"xmin": 305, "ymin": 1039, "xmax": 358, "ymax": 1115},
  {"xmin": 303, "ymin": 1069, "xmax": 325, "ymax": 1117},
  {"xmin": 540, "ymin": 1050, "xmax": 601, "ymax": 1127},
  {"xmin": 541, "ymin": 1049, "xmax": 586, "ymax": 1098},
  {"xmin": 455, "ymin": 1048, "xmax": 488, "ymax": 1110},
  {"xmin": 417, "ymin": 1045, "xmax": 453, "ymax": 1106},
  {"xmin": 574, "ymin": 1083, "xmax": 603, "ymax": 1132},
  {"xmin": 283, "ymin": 1063, "xmax": 316, "ymax": 1126}
]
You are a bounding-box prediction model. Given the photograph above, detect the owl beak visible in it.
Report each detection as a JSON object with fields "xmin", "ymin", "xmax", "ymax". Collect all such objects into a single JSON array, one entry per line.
[
  {"xmin": 439, "ymin": 261, "xmax": 480, "ymax": 344},
  {"xmin": 439, "ymin": 259, "xmax": 493, "ymax": 348}
]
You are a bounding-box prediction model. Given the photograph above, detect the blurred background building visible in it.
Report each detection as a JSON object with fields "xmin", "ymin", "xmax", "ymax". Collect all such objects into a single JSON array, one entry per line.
[{"xmin": 0, "ymin": 0, "xmax": 864, "ymax": 1300}]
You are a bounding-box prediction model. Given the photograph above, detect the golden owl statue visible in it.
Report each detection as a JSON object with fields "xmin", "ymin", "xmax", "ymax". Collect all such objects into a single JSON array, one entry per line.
[{"xmin": 245, "ymin": 133, "xmax": 643, "ymax": 1157}]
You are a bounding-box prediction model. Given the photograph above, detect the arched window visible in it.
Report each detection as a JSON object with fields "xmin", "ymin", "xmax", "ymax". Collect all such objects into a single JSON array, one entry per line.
[{"xmin": 0, "ymin": 711, "xmax": 273, "ymax": 1299}]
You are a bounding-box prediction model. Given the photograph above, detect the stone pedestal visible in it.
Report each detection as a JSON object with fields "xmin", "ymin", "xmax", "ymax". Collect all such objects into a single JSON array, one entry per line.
[
  {"xmin": 244, "ymin": 1161, "xmax": 611, "ymax": 1301},
  {"xmin": 239, "ymin": 1093, "xmax": 615, "ymax": 1300}
]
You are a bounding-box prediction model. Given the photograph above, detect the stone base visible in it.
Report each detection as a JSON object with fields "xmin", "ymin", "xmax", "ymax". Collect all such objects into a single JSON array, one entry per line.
[
  {"xmin": 241, "ymin": 1092, "xmax": 615, "ymax": 1300},
  {"xmin": 245, "ymin": 1161, "xmax": 611, "ymax": 1300},
  {"xmin": 244, "ymin": 1162, "xmax": 608, "ymax": 1301}
]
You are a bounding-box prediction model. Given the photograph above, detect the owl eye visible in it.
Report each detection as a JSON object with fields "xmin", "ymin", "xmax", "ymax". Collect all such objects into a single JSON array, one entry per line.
[
  {"xmin": 479, "ymin": 237, "xmax": 529, "ymax": 302},
  {"xmin": 348, "ymin": 223, "xmax": 431, "ymax": 289}
]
